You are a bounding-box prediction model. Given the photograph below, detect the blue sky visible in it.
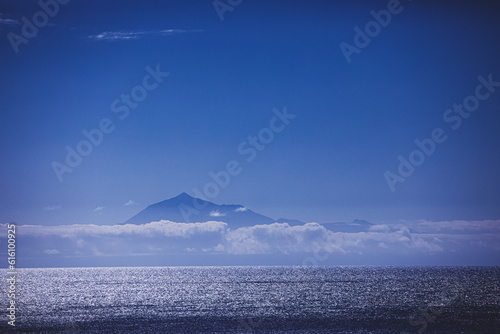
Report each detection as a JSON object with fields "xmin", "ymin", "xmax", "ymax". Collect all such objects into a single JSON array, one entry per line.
[{"xmin": 0, "ymin": 0, "xmax": 500, "ymax": 266}]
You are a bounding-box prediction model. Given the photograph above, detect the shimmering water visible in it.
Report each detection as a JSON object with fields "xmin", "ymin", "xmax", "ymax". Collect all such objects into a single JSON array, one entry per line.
[{"xmin": 1, "ymin": 266, "xmax": 499, "ymax": 333}]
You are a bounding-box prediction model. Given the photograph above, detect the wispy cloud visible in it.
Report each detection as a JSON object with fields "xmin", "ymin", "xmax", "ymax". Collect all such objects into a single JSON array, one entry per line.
[
  {"xmin": 0, "ymin": 14, "xmax": 20, "ymax": 27},
  {"xmin": 124, "ymin": 200, "xmax": 137, "ymax": 206},
  {"xmin": 235, "ymin": 206, "xmax": 247, "ymax": 212},
  {"xmin": 88, "ymin": 29, "xmax": 200, "ymax": 41},
  {"xmin": 411, "ymin": 219, "xmax": 500, "ymax": 233},
  {"xmin": 94, "ymin": 206, "xmax": 104, "ymax": 212},
  {"xmin": 210, "ymin": 210, "xmax": 226, "ymax": 217}
]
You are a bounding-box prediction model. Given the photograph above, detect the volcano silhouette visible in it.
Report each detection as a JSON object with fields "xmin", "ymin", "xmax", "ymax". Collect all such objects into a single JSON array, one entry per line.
[
  {"xmin": 124, "ymin": 192, "xmax": 374, "ymax": 232},
  {"xmin": 123, "ymin": 192, "xmax": 275, "ymax": 229}
]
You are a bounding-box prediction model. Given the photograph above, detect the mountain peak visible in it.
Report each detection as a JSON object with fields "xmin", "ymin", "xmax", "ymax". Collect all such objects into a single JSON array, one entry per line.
[
  {"xmin": 123, "ymin": 193, "xmax": 275, "ymax": 228},
  {"xmin": 156, "ymin": 192, "xmax": 206, "ymax": 207},
  {"xmin": 173, "ymin": 192, "xmax": 193, "ymax": 200}
]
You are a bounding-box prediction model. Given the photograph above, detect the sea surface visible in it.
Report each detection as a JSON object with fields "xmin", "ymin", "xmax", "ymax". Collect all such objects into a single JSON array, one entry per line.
[{"xmin": 1, "ymin": 266, "xmax": 499, "ymax": 333}]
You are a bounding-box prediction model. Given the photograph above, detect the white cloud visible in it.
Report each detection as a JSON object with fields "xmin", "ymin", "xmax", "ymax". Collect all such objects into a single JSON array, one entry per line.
[
  {"xmin": 3, "ymin": 219, "xmax": 498, "ymax": 259},
  {"xmin": 223, "ymin": 222, "xmax": 440, "ymax": 255},
  {"xmin": 214, "ymin": 244, "xmax": 225, "ymax": 252},
  {"xmin": 235, "ymin": 206, "xmax": 248, "ymax": 212},
  {"xmin": 369, "ymin": 224, "xmax": 390, "ymax": 232},
  {"xmin": 88, "ymin": 29, "xmax": 200, "ymax": 41},
  {"xmin": 124, "ymin": 200, "xmax": 137, "ymax": 206},
  {"xmin": 225, "ymin": 222, "xmax": 329, "ymax": 255},
  {"xmin": 14, "ymin": 220, "xmax": 227, "ymax": 238},
  {"xmin": 210, "ymin": 210, "xmax": 226, "ymax": 217},
  {"xmin": 94, "ymin": 206, "xmax": 104, "ymax": 211}
]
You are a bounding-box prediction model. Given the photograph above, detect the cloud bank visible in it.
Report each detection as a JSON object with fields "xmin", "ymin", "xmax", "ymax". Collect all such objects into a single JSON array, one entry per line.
[{"xmin": 2, "ymin": 219, "xmax": 498, "ymax": 265}]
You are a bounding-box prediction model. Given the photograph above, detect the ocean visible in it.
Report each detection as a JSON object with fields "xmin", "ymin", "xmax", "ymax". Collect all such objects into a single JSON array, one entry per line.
[{"xmin": 1, "ymin": 266, "xmax": 499, "ymax": 333}]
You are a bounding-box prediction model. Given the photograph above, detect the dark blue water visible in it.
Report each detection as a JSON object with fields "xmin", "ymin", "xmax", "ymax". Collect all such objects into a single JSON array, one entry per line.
[{"xmin": 1, "ymin": 266, "xmax": 499, "ymax": 333}]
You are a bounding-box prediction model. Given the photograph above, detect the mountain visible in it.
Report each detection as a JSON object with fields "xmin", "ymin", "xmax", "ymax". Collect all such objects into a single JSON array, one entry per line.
[
  {"xmin": 123, "ymin": 192, "xmax": 275, "ymax": 229},
  {"xmin": 276, "ymin": 218, "xmax": 306, "ymax": 226},
  {"xmin": 124, "ymin": 193, "xmax": 374, "ymax": 232}
]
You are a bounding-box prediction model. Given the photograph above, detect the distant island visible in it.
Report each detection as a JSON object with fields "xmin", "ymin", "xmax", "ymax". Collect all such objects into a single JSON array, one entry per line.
[
  {"xmin": 123, "ymin": 192, "xmax": 375, "ymax": 233},
  {"xmin": 1, "ymin": 193, "xmax": 498, "ymax": 268}
]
